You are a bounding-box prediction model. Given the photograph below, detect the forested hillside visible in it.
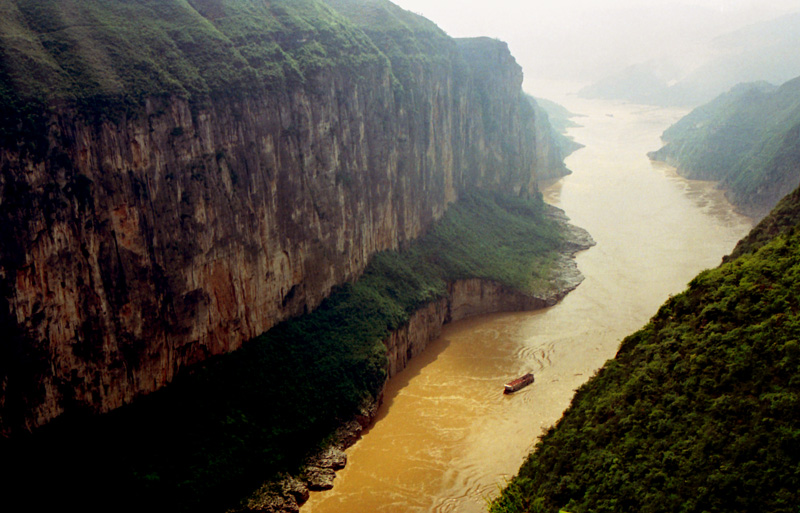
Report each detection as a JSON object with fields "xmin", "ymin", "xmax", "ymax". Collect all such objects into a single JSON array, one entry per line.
[
  {"xmin": 648, "ymin": 77, "xmax": 800, "ymax": 218},
  {"xmin": 491, "ymin": 185, "xmax": 800, "ymax": 512}
]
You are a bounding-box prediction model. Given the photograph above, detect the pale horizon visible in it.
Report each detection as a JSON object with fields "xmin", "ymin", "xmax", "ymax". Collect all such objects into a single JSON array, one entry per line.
[{"xmin": 390, "ymin": 0, "xmax": 800, "ymax": 98}]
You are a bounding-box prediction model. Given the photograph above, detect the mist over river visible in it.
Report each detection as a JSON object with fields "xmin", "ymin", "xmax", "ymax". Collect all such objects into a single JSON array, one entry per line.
[{"xmin": 302, "ymin": 98, "xmax": 753, "ymax": 513}]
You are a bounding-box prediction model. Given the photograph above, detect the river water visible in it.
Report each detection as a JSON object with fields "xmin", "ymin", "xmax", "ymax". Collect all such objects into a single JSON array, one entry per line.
[{"xmin": 302, "ymin": 98, "xmax": 753, "ymax": 513}]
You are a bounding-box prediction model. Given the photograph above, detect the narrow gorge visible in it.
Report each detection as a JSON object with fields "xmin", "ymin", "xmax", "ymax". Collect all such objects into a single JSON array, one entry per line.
[
  {"xmin": 0, "ymin": 1, "xmax": 585, "ymax": 511},
  {"xmin": 5, "ymin": 1, "xmax": 795, "ymax": 513}
]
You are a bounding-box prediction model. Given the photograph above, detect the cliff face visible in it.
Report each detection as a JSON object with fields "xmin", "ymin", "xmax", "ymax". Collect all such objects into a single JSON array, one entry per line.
[
  {"xmin": 0, "ymin": 0, "xmax": 564, "ymax": 433},
  {"xmin": 383, "ymin": 280, "xmax": 566, "ymax": 377}
]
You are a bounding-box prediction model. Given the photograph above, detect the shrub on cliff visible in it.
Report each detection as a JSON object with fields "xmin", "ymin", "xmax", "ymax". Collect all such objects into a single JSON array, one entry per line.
[{"xmin": 0, "ymin": 0, "xmax": 387, "ymax": 139}]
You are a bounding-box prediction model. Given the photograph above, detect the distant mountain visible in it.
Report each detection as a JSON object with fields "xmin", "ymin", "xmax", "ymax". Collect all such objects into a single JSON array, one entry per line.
[
  {"xmin": 577, "ymin": 59, "xmax": 684, "ymax": 106},
  {"xmin": 533, "ymin": 97, "xmax": 582, "ymax": 134},
  {"xmin": 648, "ymin": 77, "xmax": 800, "ymax": 219},
  {"xmin": 579, "ymin": 12, "xmax": 800, "ymax": 107}
]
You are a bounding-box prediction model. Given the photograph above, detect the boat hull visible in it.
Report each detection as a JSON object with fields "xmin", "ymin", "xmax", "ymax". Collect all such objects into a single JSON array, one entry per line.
[{"xmin": 503, "ymin": 372, "xmax": 534, "ymax": 394}]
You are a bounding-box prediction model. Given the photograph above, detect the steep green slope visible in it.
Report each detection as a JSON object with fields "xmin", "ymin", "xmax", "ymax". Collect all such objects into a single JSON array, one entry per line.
[
  {"xmin": 0, "ymin": 0, "xmax": 382, "ymax": 100},
  {"xmin": 324, "ymin": 0, "xmax": 455, "ymax": 83},
  {"xmin": 491, "ymin": 189, "xmax": 800, "ymax": 513},
  {"xmin": 726, "ymin": 186, "xmax": 800, "ymax": 262},
  {"xmin": 0, "ymin": 0, "xmax": 462, "ymax": 123},
  {"xmin": 648, "ymin": 77, "xmax": 800, "ymax": 218}
]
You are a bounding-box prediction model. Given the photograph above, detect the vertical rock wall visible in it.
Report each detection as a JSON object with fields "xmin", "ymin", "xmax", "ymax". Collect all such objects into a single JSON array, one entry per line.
[{"xmin": 0, "ymin": 23, "xmax": 564, "ymax": 433}]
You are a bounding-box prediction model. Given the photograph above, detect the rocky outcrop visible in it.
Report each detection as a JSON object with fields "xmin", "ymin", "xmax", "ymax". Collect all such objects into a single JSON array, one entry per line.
[
  {"xmin": 235, "ymin": 476, "xmax": 310, "ymax": 513},
  {"xmin": 384, "ymin": 298, "xmax": 450, "ymax": 377},
  {"xmin": 235, "ymin": 399, "xmax": 380, "ymax": 513}
]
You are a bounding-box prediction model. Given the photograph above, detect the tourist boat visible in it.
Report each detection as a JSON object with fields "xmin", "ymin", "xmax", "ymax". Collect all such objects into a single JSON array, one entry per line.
[{"xmin": 504, "ymin": 372, "xmax": 534, "ymax": 394}]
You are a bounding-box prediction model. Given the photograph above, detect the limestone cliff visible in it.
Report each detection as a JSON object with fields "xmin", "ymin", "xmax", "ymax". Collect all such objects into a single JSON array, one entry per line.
[
  {"xmin": 0, "ymin": 0, "xmax": 565, "ymax": 433},
  {"xmin": 385, "ymin": 273, "xmax": 585, "ymax": 378}
]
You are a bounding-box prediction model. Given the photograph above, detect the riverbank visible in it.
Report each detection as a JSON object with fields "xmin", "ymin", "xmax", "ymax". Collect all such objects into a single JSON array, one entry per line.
[{"xmin": 239, "ymin": 206, "xmax": 594, "ymax": 512}]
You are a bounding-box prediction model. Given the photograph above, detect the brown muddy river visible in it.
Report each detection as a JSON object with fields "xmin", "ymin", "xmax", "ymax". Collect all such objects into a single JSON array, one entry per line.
[{"xmin": 302, "ymin": 98, "xmax": 754, "ymax": 513}]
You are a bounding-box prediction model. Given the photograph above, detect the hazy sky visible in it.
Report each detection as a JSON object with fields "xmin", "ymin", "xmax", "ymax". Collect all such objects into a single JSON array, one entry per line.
[{"xmin": 390, "ymin": 0, "xmax": 800, "ymax": 95}]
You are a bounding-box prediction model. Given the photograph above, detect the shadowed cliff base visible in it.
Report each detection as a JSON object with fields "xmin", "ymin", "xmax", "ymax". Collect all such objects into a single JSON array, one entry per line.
[
  {"xmin": 241, "ymin": 206, "xmax": 594, "ymax": 513},
  {"xmin": 0, "ymin": 190, "xmax": 592, "ymax": 513}
]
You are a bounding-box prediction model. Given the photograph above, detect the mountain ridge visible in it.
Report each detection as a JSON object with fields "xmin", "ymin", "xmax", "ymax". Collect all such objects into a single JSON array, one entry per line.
[{"xmin": 648, "ymin": 76, "xmax": 800, "ymax": 219}]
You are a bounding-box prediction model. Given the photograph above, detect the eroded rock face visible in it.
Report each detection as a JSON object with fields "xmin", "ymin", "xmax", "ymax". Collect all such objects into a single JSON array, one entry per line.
[
  {"xmin": 0, "ymin": 35, "xmax": 566, "ymax": 433},
  {"xmin": 384, "ymin": 298, "xmax": 450, "ymax": 377},
  {"xmin": 234, "ymin": 475, "xmax": 310, "ymax": 513}
]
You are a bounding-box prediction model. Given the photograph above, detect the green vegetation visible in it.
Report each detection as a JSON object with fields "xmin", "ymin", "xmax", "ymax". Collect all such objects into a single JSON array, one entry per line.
[
  {"xmin": 413, "ymin": 192, "xmax": 563, "ymax": 293},
  {"xmin": 727, "ymin": 186, "xmax": 800, "ymax": 262},
  {"xmin": 2, "ymin": 190, "xmax": 564, "ymax": 512},
  {"xmin": 0, "ymin": 0, "xmax": 475, "ymax": 139},
  {"xmin": 491, "ymin": 189, "xmax": 800, "ymax": 513},
  {"xmin": 0, "ymin": 0, "xmax": 387, "ymax": 139},
  {"xmin": 648, "ymin": 77, "xmax": 800, "ymax": 217},
  {"xmin": 324, "ymin": 0, "xmax": 459, "ymax": 96}
]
